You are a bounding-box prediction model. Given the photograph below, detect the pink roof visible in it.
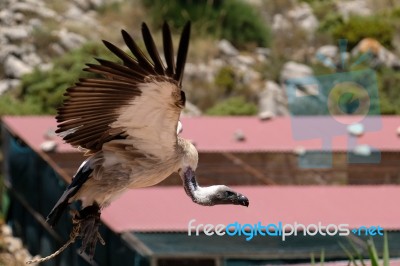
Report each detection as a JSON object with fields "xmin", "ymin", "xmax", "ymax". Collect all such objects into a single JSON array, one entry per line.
[
  {"xmin": 101, "ymin": 185, "xmax": 400, "ymax": 233},
  {"xmin": 2, "ymin": 116, "xmax": 77, "ymax": 153},
  {"xmin": 3, "ymin": 115, "xmax": 400, "ymax": 153}
]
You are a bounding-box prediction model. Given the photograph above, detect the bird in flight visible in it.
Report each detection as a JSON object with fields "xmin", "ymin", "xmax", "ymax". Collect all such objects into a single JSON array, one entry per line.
[{"xmin": 46, "ymin": 22, "xmax": 249, "ymax": 258}]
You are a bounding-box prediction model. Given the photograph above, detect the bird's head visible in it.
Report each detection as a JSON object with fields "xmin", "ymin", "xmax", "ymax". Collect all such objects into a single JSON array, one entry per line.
[{"xmin": 200, "ymin": 185, "xmax": 249, "ymax": 207}]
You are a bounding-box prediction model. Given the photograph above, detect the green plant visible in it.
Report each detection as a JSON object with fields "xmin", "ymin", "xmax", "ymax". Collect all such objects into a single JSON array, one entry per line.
[
  {"xmin": 214, "ymin": 66, "xmax": 236, "ymax": 96},
  {"xmin": 318, "ymin": 13, "xmax": 344, "ymax": 33},
  {"xmin": 206, "ymin": 96, "xmax": 258, "ymax": 116},
  {"xmin": 310, "ymin": 249, "xmax": 325, "ymax": 266},
  {"xmin": 340, "ymin": 231, "xmax": 390, "ymax": 266},
  {"xmin": 377, "ymin": 67, "xmax": 400, "ymax": 114},
  {"xmin": 0, "ymin": 42, "xmax": 113, "ymax": 115},
  {"xmin": 0, "ymin": 94, "xmax": 43, "ymax": 115},
  {"xmin": 141, "ymin": 0, "xmax": 271, "ymax": 49},
  {"xmin": 331, "ymin": 16, "xmax": 394, "ymax": 49}
]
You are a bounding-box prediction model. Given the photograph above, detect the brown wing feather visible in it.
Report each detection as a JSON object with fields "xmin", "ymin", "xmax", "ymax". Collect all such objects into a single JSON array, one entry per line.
[{"xmin": 56, "ymin": 22, "xmax": 191, "ymax": 153}]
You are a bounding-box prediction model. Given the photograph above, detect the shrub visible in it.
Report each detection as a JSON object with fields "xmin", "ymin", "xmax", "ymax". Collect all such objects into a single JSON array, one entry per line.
[
  {"xmin": 331, "ymin": 16, "xmax": 394, "ymax": 49},
  {"xmin": 206, "ymin": 96, "xmax": 258, "ymax": 116},
  {"xmin": 4, "ymin": 42, "xmax": 113, "ymax": 115},
  {"xmin": 377, "ymin": 67, "xmax": 400, "ymax": 114},
  {"xmin": 141, "ymin": 0, "xmax": 271, "ymax": 49},
  {"xmin": 214, "ymin": 66, "xmax": 236, "ymax": 96},
  {"xmin": 0, "ymin": 94, "xmax": 43, "ymax": 115}
]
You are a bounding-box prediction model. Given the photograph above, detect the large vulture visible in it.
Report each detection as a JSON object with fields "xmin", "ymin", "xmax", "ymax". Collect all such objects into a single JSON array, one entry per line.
[{"xmin": 45, "ymin": 22, "xmax": 249, "ymax": 258}]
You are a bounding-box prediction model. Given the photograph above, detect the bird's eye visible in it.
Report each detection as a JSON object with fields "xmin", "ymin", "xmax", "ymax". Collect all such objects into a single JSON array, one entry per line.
[{"xmin": 225, "ymin": 191, "xmax": 236, "ymax": 197}]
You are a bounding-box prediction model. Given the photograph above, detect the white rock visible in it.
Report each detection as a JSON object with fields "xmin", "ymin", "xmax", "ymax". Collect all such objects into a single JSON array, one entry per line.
[
  {"xmin": 316, "ymin": 45, "xmax": 339, "ymax": 68},
  {"xmin": 258, "ymin": 80, "xmax": 289, "ymax": 116},
  {"xmin": 183, "ymin": 101, "xmax": 202, "ymax": 116},
  {"xmin": 241, "ymin": 69, "xmax": 261, "ymax": 91},
  {"xmin": 0, "ymin": 34, "xmax": 7, "ymax": 46},
  {"xmin": 218, "ymin": 39, "xmax": 239, "ymax": 56},
  {"xmin": 337, "ymin": 0, "xmax": 371, "ymax": 21},
  {"xmin": 210, "ymin": 58, "xmax": 225, "ymax": 69},
  {"xmin": 347, "ymin": 123, "xmax": 364, "ymax": 136},
  {"xmin": 258, "ymin": 111, "xmax": 274, "ymax": 120},
  {"xmin": 236, "ymin": 55, "xmax": 256, "ymax": 66},
  {"xmin": 38, "ymin": 63, "xmax": 53, "ymax": 72},
  {"xmin": 281, "ymin": 61, "xmax": 321, "ymax": 100},
  {"xmin": 10, "ymin": 2, "xmax": 58, "ymax": 19},
  {"xmin": 0, "ymin": 80, "xmax": 11, "ymax": 94},
  {"xmin": 2, "ymin": 26, "xmax": 30, "ymax": 41},
  {"xmin": 287, "ymin": 3, "xmax": 319, "ymax": 33},
  {"xmin": 14, "ymin": 12, "xmax": 25, "ymax": 24},
  {"xmin": 293, "ymin": 146, "xmax": 306, "ymax": 156},
  {"xmin": 50, "ymin": 43, "xmax": 66, "ymax": 55},
  {"xmin": 184, "ymin": 62, "xmax": 214, "ymax": 83},
  {"xmin": 4, "ymin": 55, "xmax": 33, "ymax": 78},
  {"xmin": 65, "ymin": 4, "xmax": 85, "ymax": 20},
  {"xmin": 58, "ymin": 28, "xmax": 86, "ymax": 50},
  {"xmin": 234, "ymin": 129, "xmax": 246, "ymax": 142},
  {"xmin": 73, "ymin": 0, "xmax": 91, "ymax": 10},
  {"xmin": 254, "ymin": 47, "xmax": 271, "ymax": 62},
  {"xmin": 272, "ymin": 14, "xmax": 291, "ymax": 32},
  {"xmin": 281, "ymin": 61, "xmax": 313, "ymax": 80},
  {"xmin": 0, "ymin": 44, "xmax": 21, "ymax": 62},
  {"xmin": 353, "ymin": 144, "xmax": 371, "ymax": 156},
  {"xmin": 0, "ymin": 9, "xmax": 14, "ymax": 25},
  {"xmin": 21, "ymin": 52, "xmax": 42, "ymax": 67},
  {"xmin": 29, "ymin": 18, "xmax": 42, "ymax": 28},
  {"xmin": 316, "ymin": 45, "xmax": 338, "ymax": 60},
  {"xmin": 40, "ymin": 140, "xmax": 58, "ymax": 152}
]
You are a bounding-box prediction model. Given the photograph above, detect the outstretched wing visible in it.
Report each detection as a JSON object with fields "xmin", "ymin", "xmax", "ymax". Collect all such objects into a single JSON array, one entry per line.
[{"xmin": 56, "ymin": 22, "xmax": 190, "ymax": 156}]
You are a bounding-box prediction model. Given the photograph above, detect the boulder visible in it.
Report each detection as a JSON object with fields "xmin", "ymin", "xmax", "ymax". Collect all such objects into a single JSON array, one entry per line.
[
  {"xmin": 316, "ymin": 45, "xmax": 339, "ymax": 68},
  {"xmin": 0, "ymin": 44, "xmax": 22, "ymax": 62},
  {"xmin": 183, "ymin": 101, "xmax": 202, "ymax": 116},
  {"xmin": 58, "ymin": 28, "xmax": 86, "ymax": 51},
  {"xmin": 272, "ymin": 14, "xmax": 291, "ymax": 32},
  {"xmin": 0, "ymin": 79, "xmax": 20, "ymax": 95},
  {"xmin": 21, "ymin": 52, "xmax": 42, "ymax": 67},
  {"xmin": 258, "ymin": 80, "xmax": 289, "ymax": 116},
  {"xmin": 10, "ymin": 2, "xmax": 59, "ymax": 19},
  {"xmin": 281, "ymin": 61, "xmax": 320, "ymax": 98},
  {"xmin": 0, "ymin": 80, "xmax": 9, "ymax": 94},
  {"xmin": 281, "ymin": 61, "xmax": 313, "ymax": 81},
  {"xmin": 336, "ymin": 0, "xmax": 371, "ymax": 21},
  {"xmin": 4, "ymin": 55, "xmax": 33, "ymax": 78},
  {"xmin": 287, "ymin": 3, "xmax": 319, "ymax": 33},
  {"xmin": 2, "ymin": 26, "xmax": 30, "ymax": 41},
  {"xmin": 0, "ymin": 9, "xmax": 14, "ymax": 26},
  {"xmin": 218, "ymin": 39, "xmax": 239, "ymax": 56}
]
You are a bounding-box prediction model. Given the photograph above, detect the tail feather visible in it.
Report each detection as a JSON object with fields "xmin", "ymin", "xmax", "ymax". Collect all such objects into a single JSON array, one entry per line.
[{"xmin": 46, "ymin": 158, "xmax": 93, "ymax": 226}]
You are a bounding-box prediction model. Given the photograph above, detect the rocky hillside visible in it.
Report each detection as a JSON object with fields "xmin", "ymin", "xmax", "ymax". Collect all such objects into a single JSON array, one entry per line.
[{"xmin": 1, "ymin": 0, "xmax": 400, "ymax": 116}]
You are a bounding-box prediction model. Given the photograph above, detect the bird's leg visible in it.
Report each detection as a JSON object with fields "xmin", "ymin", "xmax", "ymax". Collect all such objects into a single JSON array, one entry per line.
[{"xmin": 71, "ymin": 203, "xmax": 105, "ymax": 259}]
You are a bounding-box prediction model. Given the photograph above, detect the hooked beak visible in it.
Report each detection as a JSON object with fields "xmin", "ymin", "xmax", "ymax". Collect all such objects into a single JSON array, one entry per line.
[{"xmin": 234, "ymin": 193, "xmax": 249, "ymax": 207}]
